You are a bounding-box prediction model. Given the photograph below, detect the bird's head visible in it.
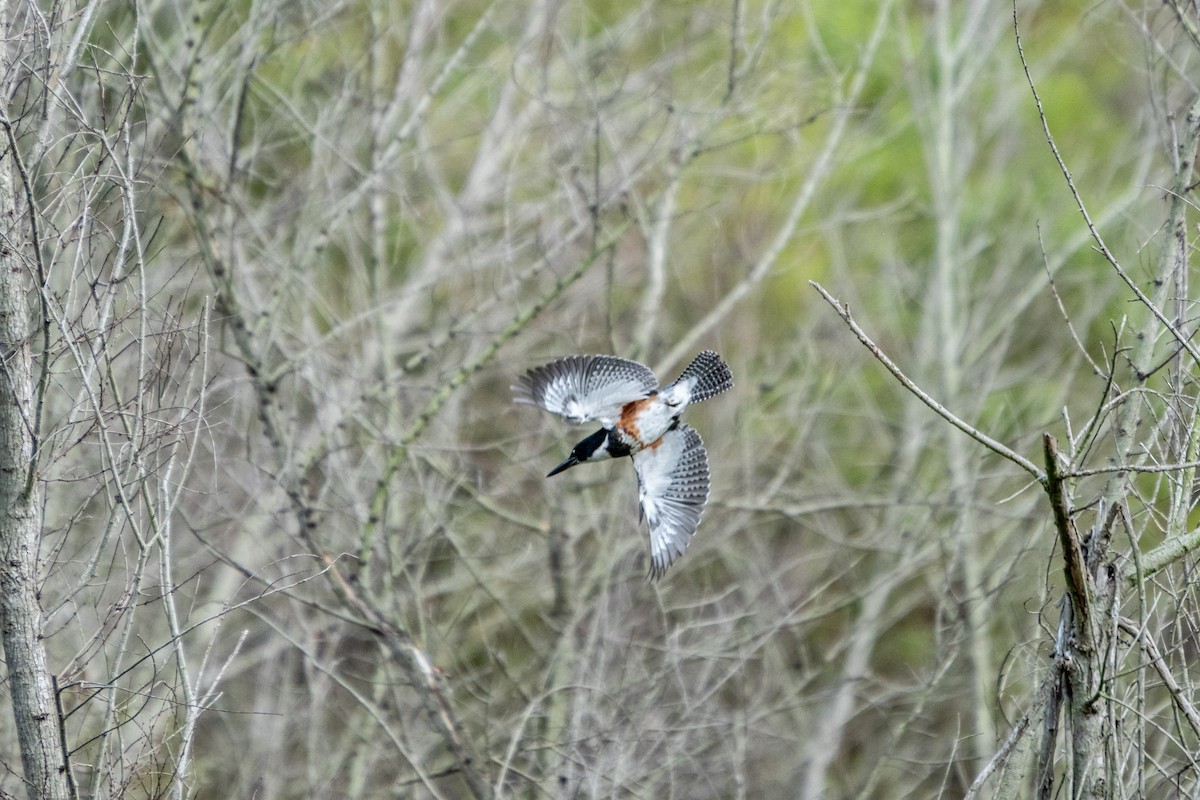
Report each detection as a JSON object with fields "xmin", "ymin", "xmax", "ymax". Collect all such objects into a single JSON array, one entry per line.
[{"xmin": 546, "ymin": 428, "xmax": 612, "ymax": 477}]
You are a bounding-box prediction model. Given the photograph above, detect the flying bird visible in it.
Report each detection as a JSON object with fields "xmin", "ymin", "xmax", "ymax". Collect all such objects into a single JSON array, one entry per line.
[{"xmin": 513, "ymin": 350, "xmax": 733, "ymax": 579}]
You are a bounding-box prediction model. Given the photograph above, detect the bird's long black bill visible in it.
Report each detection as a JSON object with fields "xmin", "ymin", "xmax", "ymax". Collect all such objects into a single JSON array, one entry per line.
[{"xmin": 546, "ymin": 455, "xmax": 580, "ymax": 477}]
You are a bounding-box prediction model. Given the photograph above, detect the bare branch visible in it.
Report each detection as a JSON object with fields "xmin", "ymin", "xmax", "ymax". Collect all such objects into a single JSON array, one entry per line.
[{"xmin": 810, "ymin": 281, "xmax": 1044, "ymax": 480}]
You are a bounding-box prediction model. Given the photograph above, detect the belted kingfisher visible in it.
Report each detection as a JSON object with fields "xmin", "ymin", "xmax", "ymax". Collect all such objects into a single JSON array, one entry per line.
[{"xmin": 513, "ymin": 350, "xmax": 733, "ymax": 578}]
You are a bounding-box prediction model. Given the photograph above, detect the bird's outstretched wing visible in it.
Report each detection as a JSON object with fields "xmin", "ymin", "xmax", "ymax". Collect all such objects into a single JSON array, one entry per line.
[
  {"xmin": 512, "ymin": 355, "xmax": 658, "ymax": 426},
  {"xmin": 632, "ymin": 423, "xmax": 710, "ymax": 579}
]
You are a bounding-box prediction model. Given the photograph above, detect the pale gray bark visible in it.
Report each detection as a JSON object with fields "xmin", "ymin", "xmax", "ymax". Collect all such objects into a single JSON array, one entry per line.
[
  {"xmin": 0, "ymin": 4, "xmax": 71, "ymax": 795},
  {"xmin": 0, "ymin": 190, "xmax": 70, "ymax": 800}
]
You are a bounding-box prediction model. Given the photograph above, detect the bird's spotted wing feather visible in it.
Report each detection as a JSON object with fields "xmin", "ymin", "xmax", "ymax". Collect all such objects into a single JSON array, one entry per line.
[
  {"xmin": 632, "ymin": 424, "xmax": 710, "ymax": 579},
  {"xmin": 513, "ymin": 355, "xmax": 658, "ymax": 426},
  {"xmin": 664, "ymin": 350, "xmax": 734, "ymax": 404}
]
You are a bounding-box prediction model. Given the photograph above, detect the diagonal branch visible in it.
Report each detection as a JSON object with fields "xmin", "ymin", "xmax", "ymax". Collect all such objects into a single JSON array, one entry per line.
[{"xmin": 810, "ymin": 281, "xmax": 1044, "ymax": 480}]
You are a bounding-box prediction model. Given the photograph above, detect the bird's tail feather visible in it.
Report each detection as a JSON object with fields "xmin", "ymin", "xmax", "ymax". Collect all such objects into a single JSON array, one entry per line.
[{"xmin": 672, "ymin": 350, "xmax": 733, "ymax": 403}]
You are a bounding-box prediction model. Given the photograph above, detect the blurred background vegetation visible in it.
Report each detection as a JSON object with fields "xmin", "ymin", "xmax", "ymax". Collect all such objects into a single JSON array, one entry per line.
[{"xmin": 2, "ymin": 0, "xmax": 1199, "ymax": 797}]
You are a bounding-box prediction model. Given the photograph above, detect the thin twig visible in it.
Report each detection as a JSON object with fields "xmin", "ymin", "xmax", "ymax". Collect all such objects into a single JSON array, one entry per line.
[
  {"xmin": 1068, "ymin": 324, "xmax": 1122, "ymax": 469},
  {"xmin": 1038, "ymin": 223, "xmax": 1104, "ymax": 377}
]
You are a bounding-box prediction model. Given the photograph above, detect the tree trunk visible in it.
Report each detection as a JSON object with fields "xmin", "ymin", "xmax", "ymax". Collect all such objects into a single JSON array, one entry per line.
[
  {"xmin": 0, "ymin": 176, "xmax": 70, "ymax": 800},
  {"xmin": 0, "ymin": 6, "xmax": 71, "ymax": 794}
]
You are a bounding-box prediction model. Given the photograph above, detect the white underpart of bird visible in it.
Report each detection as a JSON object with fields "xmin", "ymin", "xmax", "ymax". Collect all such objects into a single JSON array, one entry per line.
[
  {"xmin": 512, "ymin": 350, "xmax": 733, "ymax": 579},
  {"xmin": 627, "ymin": 382, "xmax": 692, "ymax": 444}
]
